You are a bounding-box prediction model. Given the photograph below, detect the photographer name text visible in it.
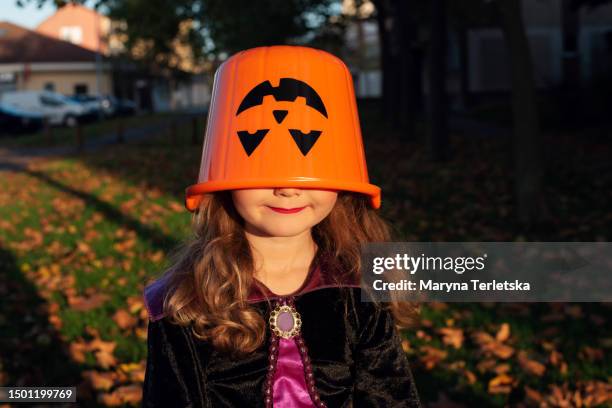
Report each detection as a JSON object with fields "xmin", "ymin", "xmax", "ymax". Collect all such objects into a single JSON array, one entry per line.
[{"xmin": 373, "ymin": 279, "xmax": 531, "ymax": 292}]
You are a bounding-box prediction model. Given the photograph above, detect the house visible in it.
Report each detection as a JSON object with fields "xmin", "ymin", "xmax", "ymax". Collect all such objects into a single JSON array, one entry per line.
[
  {"xmin": 36, "ymin": 2, "xmax": 118, "ymax": 55},
  {"xmin": 0, "ymin": 21, "xmax": 112, "ymax": 96},
  {"xmin": 34, "ymin": 3, "xmax": 210, "ymax": 112}
]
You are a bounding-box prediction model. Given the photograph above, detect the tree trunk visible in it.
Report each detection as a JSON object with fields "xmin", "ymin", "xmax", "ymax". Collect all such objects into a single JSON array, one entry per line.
[
  {"xmin": 374, "ymin": 0, "xmax": 394, "ymax": 126},
  {"xmin": 561, "ymin": 0, "xmax": 582, "ymax": 127},
  {"xmin": 457, "ymin": 25, "xmax": 472, "ymax": 110},
  {"xmin": 494, "ymin": 0, "xmax": 546, "ymax": 227},
  {"xmin": 395, "ymin": 0, "xmax": 421, "ymax": 140},
  {"xmin": 428, "ymin": 0, "xmax": 450, "ymax": 161}
]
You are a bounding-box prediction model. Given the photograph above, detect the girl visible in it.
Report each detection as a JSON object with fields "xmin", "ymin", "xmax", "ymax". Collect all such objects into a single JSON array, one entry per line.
[{"xmin": 142, "ymin": 45, "xmax": 422, "ymax": 408}]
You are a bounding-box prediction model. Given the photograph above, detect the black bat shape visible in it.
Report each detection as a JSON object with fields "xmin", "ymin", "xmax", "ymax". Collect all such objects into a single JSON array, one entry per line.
[{"xmin": 236, "ymin": 78, "xmax": 328, "ymax": 118}]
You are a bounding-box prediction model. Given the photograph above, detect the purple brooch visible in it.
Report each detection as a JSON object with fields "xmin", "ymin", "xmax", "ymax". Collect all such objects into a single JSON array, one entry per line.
[{"xmin": 269, "ymin": 300, "xmax": 302, "ymax": 339}]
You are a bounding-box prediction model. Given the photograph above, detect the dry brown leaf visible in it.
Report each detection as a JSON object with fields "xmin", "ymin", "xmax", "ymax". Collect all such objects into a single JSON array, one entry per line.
[
  {"xmin": 488, "ymin": 373, "xmax": 513, "ymax": 394},
  {"xmin": 472, "ymin": 331, "xmax": 514, "ymax": 359},
  {"xmin": 472, "ymin": 331, "xmax": 494, "ymax": 345},
  {"xmin": 524, "ymin": 386, "xmax": 544, "ymax": 403},
  {"xmin": 113, "ymin": 309, "xmax": 138, "ymax": 330},
  {"xmin": 127, "ymin": 296, "xmax": 144, "ymax": 314},
  {"xmin": 579, "ymin": 346, "xmax": 604, "ymax": 362},
  {"xmin": 437, "ymin": 327, "xmax": 464, "ymax": 349},
  {"xmin": 488, "ymin": 342, "xmax": 514, "ymax": 359},
  {"xmin": 119, "ymin": 362, "xmax": 146, "ymax": 383},
  {"xmin": 98, "ymin": 391, "xmax": 122, "ymax": 406},
  {"xmin": 549, "ymin": 349, "xmax": 563, "ymax": 366},
  {"xmin": 517, "ymin": 350, "xmax": 546, "ymax": 377},
  {"xmin": 113, "ymin": 384, "xmax": 142, "ymax": 404},
  {"xmin": 493, "ymin": 363, "xmax": 511, "ymax": 375},
  {"xmin": 69, "ymin": 293, "xmax": 110, "ymax": 311},
  {"xmin": 464, "ymin": 369, "xmax": 477, "ymax": 385},
  {"xmin": 82, "ymin": 370, "xmax": 116, "ymax": 391},
  {"xmin": 69, "ymin": 341, "xmax": 89, "ymax": 363},
  {"xmin": 419, "ymin": 346, "xmax": 447, "ymax": 370},
  {"xmin": 476, "ymin": 358, "xmax": 497, "ymax": 373},
  {"xmin": 549, "ymin": 384, "xmax": 573, "ymax": 406},
  {"xmin": 89, "ymin": 339, "xmax": 118, "ymax": 369},
  {"xmin": 169, "ymin": 201, "xmax": 185, "ymax": 212},
  {"xmin": 48, "ymin": 314, "xmax": 63, "ymax": 330},
  {"xmin": 148, "ymin": 250, "xmax": 164, "ymax": 263},
  {"xmin": 135, "ymin": 327, "xmax": 148, "ymax": 340},
  {"xmin": 401, "ymin": 339, "xmax": 412, "ymax": 353},
  {"xmin": 495, "ymin": 323, "xmax": 510, "ymax": 342}
]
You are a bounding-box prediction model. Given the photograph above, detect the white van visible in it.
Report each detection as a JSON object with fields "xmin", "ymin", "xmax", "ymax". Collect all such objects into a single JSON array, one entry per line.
[{"xmin": 0, "ymin": 90, "xmax": 87, "ymax": 127}]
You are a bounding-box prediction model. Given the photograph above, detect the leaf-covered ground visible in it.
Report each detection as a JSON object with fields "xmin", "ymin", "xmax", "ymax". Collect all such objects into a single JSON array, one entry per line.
[{"xmin": 0, "ymin": 103, "xmax": 610, "ymax": 407}]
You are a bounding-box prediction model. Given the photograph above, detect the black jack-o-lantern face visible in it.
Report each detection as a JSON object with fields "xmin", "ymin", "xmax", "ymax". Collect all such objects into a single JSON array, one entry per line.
[{"xmin": 235, "ymin": 78, "xmax": 328, "ymax": 157}]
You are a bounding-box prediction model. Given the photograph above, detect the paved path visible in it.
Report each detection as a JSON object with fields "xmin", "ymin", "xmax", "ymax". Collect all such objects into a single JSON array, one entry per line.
[{"xmin": 0, "ymin": 109, "xmax": 207, "ymax": 171}]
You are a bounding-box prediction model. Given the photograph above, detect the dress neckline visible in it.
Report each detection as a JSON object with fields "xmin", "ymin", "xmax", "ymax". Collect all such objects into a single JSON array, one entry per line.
[{"xmin": 252, "ymin": 261, "xmax": 319, "ymax": 298}]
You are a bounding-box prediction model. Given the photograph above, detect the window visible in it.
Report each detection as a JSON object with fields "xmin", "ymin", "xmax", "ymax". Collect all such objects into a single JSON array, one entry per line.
[
  {"xmin": 74, "ymin": 84, "xmax": 88, "ymax": 95},
  {"xmin": 40, "ymin": 94, "xmax": 64, "ymax": 107},
  {"xmin": 59, "ymin": 26, "xmax": 83, "ymax": 45}
]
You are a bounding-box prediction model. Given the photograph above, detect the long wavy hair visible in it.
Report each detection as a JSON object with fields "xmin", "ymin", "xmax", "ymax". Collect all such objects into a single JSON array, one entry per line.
[{"xmin": 156, "ymin": 190, "xmax": 419, "ymax": 358}]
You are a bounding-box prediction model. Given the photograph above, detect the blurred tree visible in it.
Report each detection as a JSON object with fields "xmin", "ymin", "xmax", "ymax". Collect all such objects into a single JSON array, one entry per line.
[
  {"xmin": 199, "ymin": 0, "xmax": 337, "ymax": 55},
  {"xmin": 428, "ymin": 0, "xmax": 449, "ymax": 162},
  {"xmin": 558, "ymin": 0, "xmax": 612, "ymax": 127},
  {"xmin": 372, "ymin": 0, "xmax": 423, "ymax": 141},
  {"xmin": 17, "ymin": 0, "xmax": 337, "ymax": 69},
  {"xmin": 490, "ymin": 0, "xmax": 547, "ymax": 227},
  {"xmin": 372, "ymin": 0, "xmax": 550, "ymax": 226}
]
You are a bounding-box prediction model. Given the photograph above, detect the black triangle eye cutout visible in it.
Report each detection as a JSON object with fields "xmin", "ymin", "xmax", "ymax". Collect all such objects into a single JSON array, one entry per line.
[
  {"xmin": 237, "ymin": 129, "xmax": 269, "ymax": 156},
  {"xmin": 288, "ymin": 129, "xmax": 322, "ymax": 156},
  {"xmin": 273, "ymin": 110, "xmax": 288, "ymax": 124}
]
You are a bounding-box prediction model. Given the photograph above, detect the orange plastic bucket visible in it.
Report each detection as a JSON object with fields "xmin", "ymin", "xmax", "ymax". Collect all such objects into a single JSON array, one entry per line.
[{"xmin": 185, "ymin": 45, "xmax": 381, "ymax": 211}]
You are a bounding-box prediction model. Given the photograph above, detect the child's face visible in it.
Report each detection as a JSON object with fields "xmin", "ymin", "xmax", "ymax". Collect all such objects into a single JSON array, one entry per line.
[{"xmin": 231, "ymin": 188, "xmax": 338, "ymax": 237}]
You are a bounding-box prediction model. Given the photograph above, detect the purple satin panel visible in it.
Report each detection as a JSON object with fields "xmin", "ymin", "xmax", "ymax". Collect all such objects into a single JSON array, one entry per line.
[{"xmin": 272, "ymin": 338, "xmax": 315, "ymax": 407}]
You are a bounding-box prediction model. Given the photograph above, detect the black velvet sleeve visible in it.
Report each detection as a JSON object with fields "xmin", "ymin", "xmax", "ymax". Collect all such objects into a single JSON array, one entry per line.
[
  {"xmin": 352, "ymin": 301, "xmax": 422, "ymax": 407},
  {"xmin": 142, "ymin": 320, "xmax": 198, "ymax": 408}
]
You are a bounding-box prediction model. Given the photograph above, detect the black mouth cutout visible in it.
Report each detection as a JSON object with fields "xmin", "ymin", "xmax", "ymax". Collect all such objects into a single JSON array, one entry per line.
[{"xmin": 235, "ymin": 77, "xmax": 328, "ymax": 157}]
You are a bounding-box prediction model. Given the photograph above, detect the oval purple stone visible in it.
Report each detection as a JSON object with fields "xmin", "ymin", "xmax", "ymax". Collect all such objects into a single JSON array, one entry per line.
[{"xmin": 277, "ymin": 310, "xmax": 294, "ymax": 332}]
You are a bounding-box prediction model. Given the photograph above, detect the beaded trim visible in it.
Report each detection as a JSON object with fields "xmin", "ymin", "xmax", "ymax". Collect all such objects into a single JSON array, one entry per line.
[{"xmin": 263, "ymin": 296, "xmax": 327, "ymax": 408}]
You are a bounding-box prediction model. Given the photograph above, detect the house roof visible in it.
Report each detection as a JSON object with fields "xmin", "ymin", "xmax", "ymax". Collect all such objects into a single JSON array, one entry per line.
[
  {"xmin": 35, "ymin": 3, "xmax": 102, "ymax": 30},
  {"xmin": 0, "ymin": 21, "xmax": 99, "ymax": 64}
]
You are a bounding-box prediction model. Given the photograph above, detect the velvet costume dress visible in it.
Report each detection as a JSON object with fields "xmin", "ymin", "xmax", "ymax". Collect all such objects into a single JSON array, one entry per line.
[{"xmin": 142, "ymin": 254, "xmax": 422, "ymax": 407}]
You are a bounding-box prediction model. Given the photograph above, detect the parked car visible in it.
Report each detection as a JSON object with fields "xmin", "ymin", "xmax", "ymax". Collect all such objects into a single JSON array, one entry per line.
[
  {"xmin": 0, "ymin": 103, "xmax": 45, "ymax": 134},
  {"xmin": 68, "ymin": 94, "xmax": 116, "ymax": 118},
  {"xmin": 107, "ymin": 96, "xmax": 137, "ymax": 117},
  {"xmin": 0, "ymin": 90, "xmax": 88, "ymax": 127}
]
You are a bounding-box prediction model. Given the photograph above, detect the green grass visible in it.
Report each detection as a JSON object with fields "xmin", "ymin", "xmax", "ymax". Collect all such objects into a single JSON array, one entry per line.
[{"xmin": 0, "ymin": 101, "xmax": 610, "ymax": 406}]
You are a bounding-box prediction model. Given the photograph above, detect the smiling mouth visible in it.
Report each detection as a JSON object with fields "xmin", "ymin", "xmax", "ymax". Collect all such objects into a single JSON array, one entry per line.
[{"xmin": 267, "ymin": 206, "xmax": 307, "ymax": 214}]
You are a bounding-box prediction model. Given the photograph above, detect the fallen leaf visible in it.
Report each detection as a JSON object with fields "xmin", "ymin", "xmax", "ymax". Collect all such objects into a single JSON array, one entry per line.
[
  {"xmin": 113, "ymin": 384, "xmax": 142, "ymax": 404},
  {"xmin": 517, "ymin": 350, "xmax": 546, "ymax": 377},
  {"xmin": 464, "ymin": 369, "xmax": 477, "ymax": 385},
  {"xmin": 82, "ymin": 370, "xmax": 116, "ymax": 391},
  {"xmin": 437, "ymin": 327, "xmax": 464, "ymax": 349},
  {"xmin": 89, "ymin": 339, "xmax": 118, "ymax": 369},
  {"xmin": 495, "ymin": 323, "xmax": 510, "ymax": 342},
  {"xmin": 488, "ymin": 373, "xmax": 513, "ymax": 394},
  {"xmin": 524, "ymin": 386, "xmax": 543, "ymax": 403},
  {"xmin": 69, "ymin": 293, "xmax": 110, "ymax": 311},
  {"xmin": 113, "ymin": 309, "xmax": 138, "ymax": 330},
  {"xmin": 69, "ymin": 341, "xmax": 89, "ymax": 363},
  {"xmin": 419, "ymin": 346, "xmax": 447, "ymax": 370}
]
